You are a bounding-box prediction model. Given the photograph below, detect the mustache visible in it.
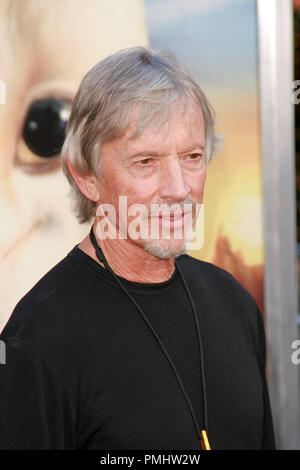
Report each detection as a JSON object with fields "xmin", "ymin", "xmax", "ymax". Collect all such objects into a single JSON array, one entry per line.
[{"xmin": 141, "ymin": 199, "xmax": 197, "ymax": 218}]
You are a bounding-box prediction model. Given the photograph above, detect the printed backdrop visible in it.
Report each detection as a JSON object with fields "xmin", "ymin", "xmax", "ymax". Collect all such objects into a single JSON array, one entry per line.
[
  {"xmin": 0, "ymin": 0, "xmax": 264, "ymax": 330},
  {"xmin": 144, "ymin": 0, "xmax": 264, "ymax": 312}
]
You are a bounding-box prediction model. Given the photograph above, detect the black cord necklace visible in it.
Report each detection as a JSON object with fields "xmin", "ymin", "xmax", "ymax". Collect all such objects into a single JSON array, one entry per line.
[{"xmin": 89, "ymin": 226, "xmax": 211, "ymax": 450}]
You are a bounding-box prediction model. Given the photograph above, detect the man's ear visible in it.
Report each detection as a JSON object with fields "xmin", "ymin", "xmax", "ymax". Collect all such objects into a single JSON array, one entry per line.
[{"xmin": 66, "ymin": 156, "xmax": 100, "ymax": 202}]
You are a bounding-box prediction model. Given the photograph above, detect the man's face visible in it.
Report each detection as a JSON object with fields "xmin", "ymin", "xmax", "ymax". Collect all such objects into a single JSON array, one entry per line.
[{"xmin": 95, "ymin": 100, "xmax": 207, "ymax": 258}]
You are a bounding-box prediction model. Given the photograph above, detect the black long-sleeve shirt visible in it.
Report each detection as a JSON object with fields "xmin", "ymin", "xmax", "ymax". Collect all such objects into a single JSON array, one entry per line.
[{"xmin": 0, "ymin": 245, "xmax": 276, "ymax": 449}]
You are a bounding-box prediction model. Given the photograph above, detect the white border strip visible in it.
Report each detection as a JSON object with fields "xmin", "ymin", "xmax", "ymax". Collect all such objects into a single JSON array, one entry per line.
[{"xmin": 257, "ymin": 0, "xmax": 299, "ymax": 449}]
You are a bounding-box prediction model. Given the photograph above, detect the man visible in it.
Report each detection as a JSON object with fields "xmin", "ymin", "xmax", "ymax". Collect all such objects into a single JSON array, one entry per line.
[{"xmin": 0, "ymin": 47, "xmax": 276, "ymax": 450}]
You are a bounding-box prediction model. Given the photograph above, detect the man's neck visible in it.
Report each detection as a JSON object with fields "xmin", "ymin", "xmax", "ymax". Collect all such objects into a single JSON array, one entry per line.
[{"xmin": 78, "ymin": 224, "xmax": 176, "ymax": 284}]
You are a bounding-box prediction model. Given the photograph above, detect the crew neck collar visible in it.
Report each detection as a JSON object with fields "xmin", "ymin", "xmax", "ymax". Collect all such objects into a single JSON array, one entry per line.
[{"xmin": 68, "ymin": 244, "xmax": 179, "ymax": 294}]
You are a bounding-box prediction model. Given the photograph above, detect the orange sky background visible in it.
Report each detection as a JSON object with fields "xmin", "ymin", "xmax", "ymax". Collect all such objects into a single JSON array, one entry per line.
[
  {"xmin": 198, "ymin": 93, "xmax": 263, "ymax": 266},
  {"xmin": 145, "ymin": 0, "xmax": 264, "ymax": 266}
]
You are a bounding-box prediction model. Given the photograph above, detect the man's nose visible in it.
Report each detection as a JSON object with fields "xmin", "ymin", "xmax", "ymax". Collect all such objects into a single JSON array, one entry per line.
[{"xmin": 158, "ymin": 158, "xmax": 191, "ymax": 201}]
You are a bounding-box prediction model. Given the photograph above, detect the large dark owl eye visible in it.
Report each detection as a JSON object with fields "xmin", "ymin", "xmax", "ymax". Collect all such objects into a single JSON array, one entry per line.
[{"xmin": 22, "ymin": 98, "xmax": 71, "ymax": 158}]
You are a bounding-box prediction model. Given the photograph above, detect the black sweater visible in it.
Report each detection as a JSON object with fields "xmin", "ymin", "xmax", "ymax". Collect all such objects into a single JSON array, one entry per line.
[{"xmin": 0, "ymin": 245, "xmax": 276, "ymax": 450}]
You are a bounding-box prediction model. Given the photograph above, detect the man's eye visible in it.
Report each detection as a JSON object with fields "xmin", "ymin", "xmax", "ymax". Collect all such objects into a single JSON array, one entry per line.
[
  {"xmin": 184, "ymin": 153, "xmax": 205, "ymax": 165},
  {"xmin": 187, "ymin": 153, "xmax": 202, "ymax": 160},
  {"xmin": 137, "ymin": 158, "xmax": 153, "ymax": 165}
]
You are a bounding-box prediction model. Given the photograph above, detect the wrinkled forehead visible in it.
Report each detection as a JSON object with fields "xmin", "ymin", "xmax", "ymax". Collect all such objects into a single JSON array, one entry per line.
[{"xmin": 105, "ymin": 98, "xmax": 205, "ymax": 158}]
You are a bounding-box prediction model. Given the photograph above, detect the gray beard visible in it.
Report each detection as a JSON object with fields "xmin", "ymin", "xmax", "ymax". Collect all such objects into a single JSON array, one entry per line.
[{"xmin": 142, "ymin": 239, "xmax": 188, "ymax": 259}]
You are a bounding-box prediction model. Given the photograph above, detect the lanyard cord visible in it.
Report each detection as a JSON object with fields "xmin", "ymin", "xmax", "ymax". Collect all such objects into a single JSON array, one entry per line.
[
  {"xmin": 89, "ymin": 226, "xmax": 209, "ymax": 448},
  {"xmin": 174, "ymin": 259, "xmax": 209, "ymax": 438}
]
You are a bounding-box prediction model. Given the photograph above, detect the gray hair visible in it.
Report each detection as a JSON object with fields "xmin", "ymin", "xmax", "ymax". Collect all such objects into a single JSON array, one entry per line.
[{"xmin": 61, "ymin": 46, "xmax": 221, "ymax": 224}]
